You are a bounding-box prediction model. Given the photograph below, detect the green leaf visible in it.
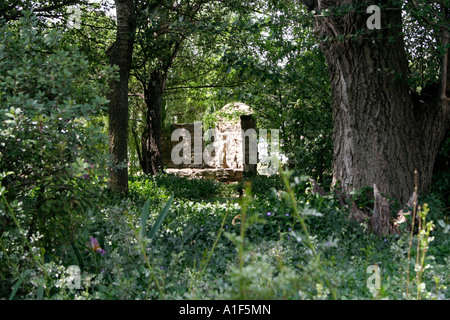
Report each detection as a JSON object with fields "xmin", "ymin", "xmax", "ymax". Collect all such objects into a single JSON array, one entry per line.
[
  {"xmin": 37, "ymin": 283, "xmax": 44, "ymax": 300},
  {"xmin": 9, "ymin": 269, "xmax": 33, "ymax": 300},
  {"xmin": 138, "ymin": 195, "xmax": 153, "ymax": 240},
  {"xmin": 148, "ymin": 193, "xmax": 174, "ymax": 240},
  {"xmin": 438, "ymin": 220, "xmax": 450, "ymax": 234}
]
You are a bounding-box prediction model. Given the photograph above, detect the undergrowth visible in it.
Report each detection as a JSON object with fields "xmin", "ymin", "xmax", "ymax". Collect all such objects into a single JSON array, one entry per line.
[{"xmin": 1, "ymin": 173, "xmax": 449, "ymax": 300}]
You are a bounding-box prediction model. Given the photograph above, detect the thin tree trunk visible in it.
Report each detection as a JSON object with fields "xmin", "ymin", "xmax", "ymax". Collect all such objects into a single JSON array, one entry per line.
[
  {"xmin": 106, "ymin": 0, "xmax": 136, "ymax": 194},
  {"xmin": 131, "ymin": 125, "xmax": 144, "ymax": 170}
]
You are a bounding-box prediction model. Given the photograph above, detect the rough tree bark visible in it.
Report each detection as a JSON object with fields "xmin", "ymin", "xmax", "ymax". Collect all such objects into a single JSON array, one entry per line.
[
  {"xmin": 141, "ymin": 70, "xmax": 167, "ymax": 175},
  {"xmin": 106, "ymin": 0, "xmax": 136, "ymax": 194},
  {"xmin": 140, "ymin": 41, "xmax": 182, "ymax": 175},
  {"xmin": 301, "ymin": 0, "xmax": 449, "ymax": 204}
]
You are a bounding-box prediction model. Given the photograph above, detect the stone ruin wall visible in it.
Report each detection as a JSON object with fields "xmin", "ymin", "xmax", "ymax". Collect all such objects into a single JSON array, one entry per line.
[{"xmin": 161, "ymin": 111, "xmax": 258, "ymax": 182}]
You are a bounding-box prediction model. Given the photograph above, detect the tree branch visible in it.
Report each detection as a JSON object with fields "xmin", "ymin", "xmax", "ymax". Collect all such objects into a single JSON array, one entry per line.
[{"xmin": 165, "ymin": 82, "xmax": 253, "ymax": 91}]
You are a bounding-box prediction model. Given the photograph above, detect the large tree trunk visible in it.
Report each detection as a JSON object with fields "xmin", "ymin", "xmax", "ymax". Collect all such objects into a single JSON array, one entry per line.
[
  {"xmin": 304, "ymin": 0, "xmax": 449, "ymax": 204},
  {"xmin": 106, "ymin": 0, "xmax": 136, "ymax": 194},
  {"xmin": 141, "ymin": 71, "xmax": 167, "ymax": 175}
]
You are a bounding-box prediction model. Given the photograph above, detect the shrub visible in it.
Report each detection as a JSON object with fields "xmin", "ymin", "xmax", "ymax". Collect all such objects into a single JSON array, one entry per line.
[
  {"xmin": 129, "ymin": 174, "xmax": 221, "ymax": 202},
  {"xmin": 0, "ymin": 12, "xmax": 113, "ymax": 297}
]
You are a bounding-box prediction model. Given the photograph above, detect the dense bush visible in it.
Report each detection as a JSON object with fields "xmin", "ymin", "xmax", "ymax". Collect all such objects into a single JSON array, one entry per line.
[
  {"xmin": 129, "ymin": 174, "xmax": 222, "ymax": 203},
  {"xmin": 0, "ymin": 13, "xmax": 113, "ymax": 297}
]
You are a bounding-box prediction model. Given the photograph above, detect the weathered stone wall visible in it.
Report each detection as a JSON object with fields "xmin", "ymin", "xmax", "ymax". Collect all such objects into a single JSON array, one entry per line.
[
  {"xmin": 162, "ymin": 123, "xmax": 206, "ymax": 169},
  {"xmin": 161, "ymin": 104, "xmax": 258, "ymax": 181}
]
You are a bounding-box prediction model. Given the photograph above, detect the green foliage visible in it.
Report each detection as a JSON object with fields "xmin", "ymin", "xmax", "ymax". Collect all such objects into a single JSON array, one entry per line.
[
  {"xmin": 129, "ymin": 174, "xmax": 222, "ymax": 203},
  {"xmin": 210, "ymin": 4, "xmax": 333, "ymax": 180},
  {"xmin": 146, "ymin": 193, "xmax": 174, "ymax": 241},
  {"xmin": 0, "ymin": 12, "xmax": 112, "ymax": 234},
  {"xmin": 238, "ymin": 175, "xmax": 284, "ymax": 196},
  {"xmin": 124, "ymin": 1, "xmax": 333, "ymax": 179},
  {"xmin": 2, "ymin": 171, "xmax": 449, "ymax": 300},
  {"xmin": 0, "ymin": 12, "xmax": 113, "ymax": 297},
  {"xmin": 1, "ymin": 1, "xmax": 450, "ymax": 302}
]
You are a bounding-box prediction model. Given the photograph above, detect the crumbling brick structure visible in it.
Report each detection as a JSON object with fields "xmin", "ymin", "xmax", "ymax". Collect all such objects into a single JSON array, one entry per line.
[{"xmin": 162, "ymin": 102, "xmax": 258, "ymax": 181}]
